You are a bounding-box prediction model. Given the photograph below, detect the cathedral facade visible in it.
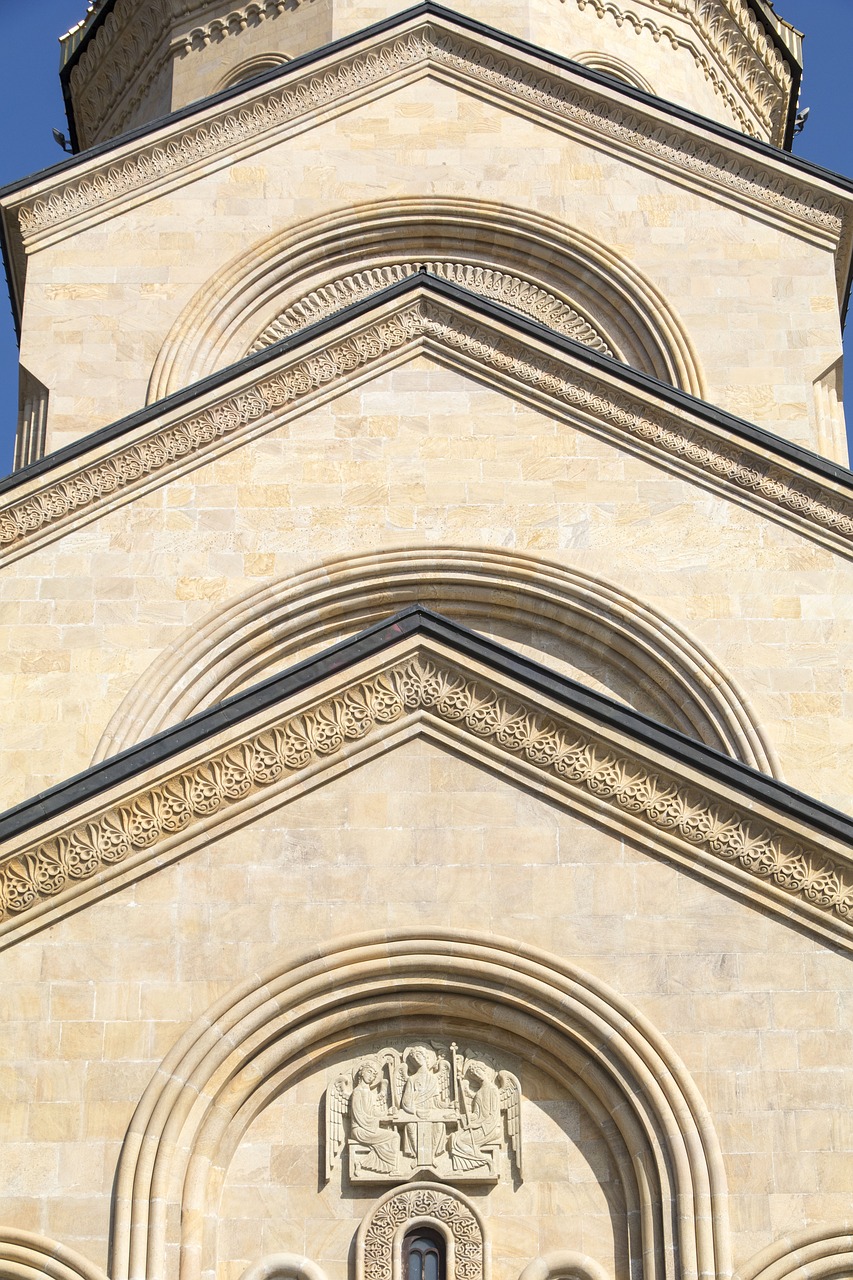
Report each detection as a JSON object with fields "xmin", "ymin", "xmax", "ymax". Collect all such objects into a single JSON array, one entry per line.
[{"xmin": 1, "ymin": 6, "xmax": 853, "ymax": 1280}]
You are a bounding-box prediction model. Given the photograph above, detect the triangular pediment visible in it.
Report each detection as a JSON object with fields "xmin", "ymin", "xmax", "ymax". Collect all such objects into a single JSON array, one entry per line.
[
  {"xmin": 1, "ymin": 277, "xmax": 851, "ymax": 566},
  {"xmin": 2, "ymin": 605, "xmax": 853, "ymax": 952},
  {"xmin": 3, "ymin": 4, "xmax": 848, "ymax": 328}
]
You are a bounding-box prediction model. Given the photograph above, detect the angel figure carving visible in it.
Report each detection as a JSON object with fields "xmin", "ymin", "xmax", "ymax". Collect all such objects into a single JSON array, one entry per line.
[
  {"xmin": 450, "ymin": 1060, "xmax": 522, "ymax": 1175},
  {"xmin": 399, "ymin": 1045, "xmax": 451, "ymax": 1166},
  {"xmin": 324, "ymin": 1042, "xmax": 522, "ymax": 1185},
  {"xmin": 326, "ymin": 1057, "xmax": 400, "ymax": 1180}
]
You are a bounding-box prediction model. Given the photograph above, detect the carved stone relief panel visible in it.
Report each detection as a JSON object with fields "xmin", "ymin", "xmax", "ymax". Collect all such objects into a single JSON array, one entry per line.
[{"xmin": 325, "ymin": 1043, "xmax": 522, "ymax": 1185}]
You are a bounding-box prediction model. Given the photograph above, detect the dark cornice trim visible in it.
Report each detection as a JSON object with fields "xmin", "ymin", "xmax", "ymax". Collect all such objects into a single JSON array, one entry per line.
[
  {"xmin": 1, "ymin": 272, "xmax": 851, "ymax": 499},
  {"xmin": 4, "ymin": 3, "xmax": 830, "ymax": 202},
  {"xmin": 1, "ymin": 604, "xmax": 851, "ymax": 849}
]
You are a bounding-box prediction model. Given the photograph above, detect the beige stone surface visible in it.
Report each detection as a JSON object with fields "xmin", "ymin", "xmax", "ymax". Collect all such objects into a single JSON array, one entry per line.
[
  {"xmin": 2, "ymin": 11, "xmax": 851, "ymax": 1280},
  {"xmin": 14, "ymin": 69, "xmax": 847, "ymax": 463},
  {"xmin": 1, "ymin": 738, "xmax": 851, "ymax": 1275},
  {"xmin": 1, "ymin": 356, "xmax": 851, "ymax": 812}
]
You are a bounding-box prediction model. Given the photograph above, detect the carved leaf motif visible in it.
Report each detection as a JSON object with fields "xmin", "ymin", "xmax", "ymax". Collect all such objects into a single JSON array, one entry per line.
[{"xmin": 3, "ymin": 654, "xmax": 853, "ymax": 939}]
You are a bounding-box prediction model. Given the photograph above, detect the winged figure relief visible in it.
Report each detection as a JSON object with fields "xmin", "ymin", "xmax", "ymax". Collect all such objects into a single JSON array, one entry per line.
[
  {"xmin": 449, "ymin": 1061, "xmax": 523, "ymax": 1176},
  {"xmin": 324, "ymin": 1044, "xmax": 522, "ymax": 1184}
]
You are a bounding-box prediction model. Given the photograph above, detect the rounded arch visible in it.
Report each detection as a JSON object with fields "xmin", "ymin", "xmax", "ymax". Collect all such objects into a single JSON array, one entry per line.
[
  {"xmin": 217, "ymin": 53, "xmax": 290, "ymax": 91},
  {"xmin": 519, "ymin": 1252, "xmax": 611, "ymax": 1280},
  {"xmin": 238, "ymin": 1257, "xmax": 328, "ymax": 1280},
  {"xmin": 570, "ymin": 53, "xmax": 655, "ymax": 95},
  {"xmin": 147, "ymin": 198, "xmax": 704, "ymax": 401},
  {"xmin": 108, "ymin": 930, "xmax": 732, "ymax": 1280},
  {"xmin": 0, "ymin": 1230, "xmax": 108, "ymax": 1280},
  {"xmin": 737, "ymin": 1227, "xmax": 853, "ymax": 1280},
  {"xmin": 356, "ymin": 1185, "xmax": 487, "ymax": 1280},
  {"xmin": 93, "ymin": 547, "xmax": 778, "ymax": 776}
]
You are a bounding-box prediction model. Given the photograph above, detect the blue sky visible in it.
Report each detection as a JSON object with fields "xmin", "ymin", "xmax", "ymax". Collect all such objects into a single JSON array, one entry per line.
[{"xmin": 0, "ymin": 0, "xmax": 851, "ymax": 476}]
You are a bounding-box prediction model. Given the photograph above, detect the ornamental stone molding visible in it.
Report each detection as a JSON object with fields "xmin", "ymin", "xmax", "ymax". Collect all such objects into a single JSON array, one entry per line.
[
  {"xmin": 3, "ymin": 641, "xmax": 853, "ymax": 949},
  {"xmin": 250, "ymin": 262, "xmax": 615, "ymax": 355},
  {"xmin": 61, "ymin": 0, "xmax": 798, "ymax": 150},
  {"xmin": 67, "ymin": 0, "xmax": 292, "ymax": 148},
  {"xmin": 737, "ymin": 1226, "xmax": 853, "ymax": 1280},
  {"xmin": 110, "ymin": 931, "xmax": 726, "ymax": 1280},
  {"xmin": 149, "ymin": 196, "xmax": 695, "ymax": 398},
  {"xmin": 570, "ymin": 0, "xmax": 794, "ymax": 142},
  {"xmin": 94, "ymin": 546, "xmax": 778, "ymax": 771},
  {"xmin": 0, "ymin": 1229, "xmax": 109, "ymax": 1280},
  {"xmin": 1, "ymin": 291, "xmax": 852, "ymax": 564},
  {"xmin": 13, "ymin": 14, "xmax": 846, "ymax": 294},
  {"xmin": 356, "ymin": 1185, "xmax": 486, "ymax": 1280},
  {"xmin": 174, "ymin": 1, "xmax": 291, "ymax": 58}
]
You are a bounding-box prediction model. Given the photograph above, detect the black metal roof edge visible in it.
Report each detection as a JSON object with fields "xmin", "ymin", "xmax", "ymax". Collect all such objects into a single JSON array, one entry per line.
[
  {"xmin": 0, "ymin": 2, "xmax": 844, "ymax": 334},
  {"xmin": 59, "ymin": 0, "xmax": 119, "ymax": 151},
  {"xmin": 3, "ymin": 1, "xmax": 842, "ymax": 203},
  {"xmin": 781, "ymin": 42, "xmax": 802, "ymax": 152},
  {"xmin": 0, "ymin": 206, "xmax": 21, "ymax": 349},
  {"xmin": 1, "ymin": 604, "xmax": 851, "ymax": 851},
  {"xmin": 1, "ymin": 272, "xmax": 851, "ymax": 499}
]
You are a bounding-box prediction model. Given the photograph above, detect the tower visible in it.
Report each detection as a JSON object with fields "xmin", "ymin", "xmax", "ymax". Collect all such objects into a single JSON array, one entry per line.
[{"xmin": 1, "ymin": 6, "xmax": 853, "ymax": 1280}]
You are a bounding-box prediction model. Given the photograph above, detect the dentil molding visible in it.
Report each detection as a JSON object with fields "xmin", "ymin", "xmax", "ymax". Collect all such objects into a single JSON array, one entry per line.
[{"xmin": 571, "ymin": 0, "xmax": 793, "ymax": 142}]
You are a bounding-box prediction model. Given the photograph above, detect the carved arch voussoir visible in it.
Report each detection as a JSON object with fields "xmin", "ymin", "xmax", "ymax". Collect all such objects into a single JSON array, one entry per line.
[
  {"xmin": 147, "ymin": 197, "xmax": 705, "ymax": 401},
  {"xmin": 93, "ymin": 546, "xmax": 779, "ymax": 776},
  {"xmin": 356, "ymin": 1184, "xmax": 488, "ymax": 1280}
]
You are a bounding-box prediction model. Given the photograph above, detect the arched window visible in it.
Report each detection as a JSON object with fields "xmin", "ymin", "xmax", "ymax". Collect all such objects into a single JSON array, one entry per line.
[{"xmin": 403, "ymin": 1229, "xmax": 446, "ymax": 1280}]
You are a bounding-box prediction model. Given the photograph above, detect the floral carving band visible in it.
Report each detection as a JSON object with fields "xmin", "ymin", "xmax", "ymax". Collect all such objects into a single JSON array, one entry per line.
[
  {"xmin": 2, "ymin": 655, "xmax": 853, "ymax": 936},
  {"xmin": 1, "ymin": 299, "xmax": 851, "ymax": 557},
  {"xmin": 17, "ymin": 24, "xmax": 841, "ymax": 248}
]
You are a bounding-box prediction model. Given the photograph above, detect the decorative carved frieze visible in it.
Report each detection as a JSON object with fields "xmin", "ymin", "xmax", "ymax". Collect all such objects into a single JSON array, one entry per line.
[
  {"xmin": 174, "ymin": 1, "xmax": 290, "ymax": 57},
  {"xmin": 19, "ymin": 22, "xmax": 840, "ymax": 250},
  {"xmin": 325, "ymin": 1043, "xmax": 522, "ymax": 1184},
  {"xmin": 68, "ymin": 0, "xmax": 174, "ymax": 147},
  {"xmin": 64, "ymin": 0, "xmax": 797, "ymax": 151},
  {"xmin": 3, "ymin": 652, "xmax": 853, "ymax": 939},
  {"xmin": 1, "ymin": 298, "xmax": 851, "ymax": 560},
  {"xmin": 250, "ymin": 262, "xmax": 615, "ymax": 354}
]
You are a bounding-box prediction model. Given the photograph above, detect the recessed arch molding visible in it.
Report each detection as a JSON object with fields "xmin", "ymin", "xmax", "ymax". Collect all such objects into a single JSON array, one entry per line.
[
  {"xmin": 93, "ymin": 546, "xmax": 778, "ymax": 777},
  {"xmin": 147, "ymin": 198, "xmax": 704, "ymax": 402},
  {"xmin": 108, "ymin": 930, "xmax": 732, "ymax": 1280}
]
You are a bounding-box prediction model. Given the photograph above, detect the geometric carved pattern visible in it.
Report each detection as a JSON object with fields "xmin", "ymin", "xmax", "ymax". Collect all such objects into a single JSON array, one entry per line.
[
  {"xmin": 250, "ymin": 262, "xmax": 615, "ymax": 354},
  {"xmin": 21, "ymin": 24, "xmax": 840, "ymax": 247},
  {"xmin": 3, "ymin": 652, "xmax": 853, "ymax": 932},
  {"xmin": 360, "ymin": 1185, "xmax": 484, "ymax": 1280},
  {"xmin": 2, "ymin": 298, "xmax": 852, "ymax": 558}
]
